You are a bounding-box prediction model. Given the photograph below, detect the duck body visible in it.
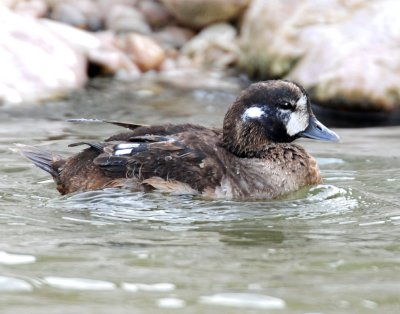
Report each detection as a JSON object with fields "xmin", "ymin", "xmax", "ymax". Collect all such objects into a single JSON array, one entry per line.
[{"xmin": 21, "ymin": 80, "xmax": 339, "ymax": 200}]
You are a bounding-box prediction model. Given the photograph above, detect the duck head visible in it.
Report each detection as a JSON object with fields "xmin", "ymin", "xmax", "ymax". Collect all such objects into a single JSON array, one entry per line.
[{"xmin": 222, "ymin": 80, "xmax": 339, "ymax": 157}]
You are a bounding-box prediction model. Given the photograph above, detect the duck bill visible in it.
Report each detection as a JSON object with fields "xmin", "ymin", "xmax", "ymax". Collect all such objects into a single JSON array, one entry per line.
[{"xmin": 300, "ymin": 116, "xmax": 340, "ymax": 141}]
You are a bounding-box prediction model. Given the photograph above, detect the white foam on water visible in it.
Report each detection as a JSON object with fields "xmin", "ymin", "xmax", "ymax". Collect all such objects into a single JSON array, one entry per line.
[
  {"xmin": 43, "ymin": 276, "xmax": 116, "ymax": 291},
  {"xmin": 157, "ymin": 297, "xmax": 186, "ymax": 309},
  {"xmin": 122, "ymin": 282, "xmax": 175, "ymax": 292},
  {"xmin": 0, "ymin": 251, "xmax": 36, "ymax": 265},
  {"xmin": 359, "ymin": 220, "xmax": 386, "ymax": 227},
  {"xmin": 199, "ymin": 293, "xmax": 286, "ymax": 309}
]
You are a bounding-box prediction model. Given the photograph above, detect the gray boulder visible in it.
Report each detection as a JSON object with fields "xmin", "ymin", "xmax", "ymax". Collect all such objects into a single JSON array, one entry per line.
[{"xmin": 240, "ymin": 0, "xmax": 400, "ymax": 111}]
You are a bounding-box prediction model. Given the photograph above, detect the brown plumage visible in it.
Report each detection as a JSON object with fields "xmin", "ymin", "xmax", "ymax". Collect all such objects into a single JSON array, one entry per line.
[{"xmin": 20, "ymin": 80, "xmax": 339, "ymax": 200}]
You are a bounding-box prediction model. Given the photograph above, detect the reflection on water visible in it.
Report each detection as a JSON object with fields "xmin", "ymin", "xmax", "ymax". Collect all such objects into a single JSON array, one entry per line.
[{"xmin": 1, "ymin": 75, "xmax": 400, "ymax": 313}]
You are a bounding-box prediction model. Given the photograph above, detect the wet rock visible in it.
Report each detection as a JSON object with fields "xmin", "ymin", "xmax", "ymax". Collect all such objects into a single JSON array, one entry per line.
[
  {"xmin": 160, "ymin": 0, "xmax": 249, "ymax": 29},
  {"xmin": 0, "ymin": 7, "xmax": 86, "ymax": 104},
  {"xmin": 118, "ymin": 33, "xmax": 166, "ymax": 72},
  {"xmin": 105, "ymin": 4, "xmax": 151, "ymax": 34},
  {"xmin": 240, "ymin": 0, "xmax": 400, "ymax": 111},
  {"xmin": 50, "ymin": 1, "xmax": 103, "ymax": 31},
  {"xmin": 137, "ymin": 0, "xmax": 172, "ymax": 29},
  {"xmin": 182, "ymin": 23, "xmax": 238, "ymax": 69}
]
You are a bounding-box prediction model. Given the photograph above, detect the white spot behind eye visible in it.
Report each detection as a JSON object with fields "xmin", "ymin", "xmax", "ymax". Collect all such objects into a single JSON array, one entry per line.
[{"xmin": 242, "ymin": 107, "xmax": 265, "ymax": 121}]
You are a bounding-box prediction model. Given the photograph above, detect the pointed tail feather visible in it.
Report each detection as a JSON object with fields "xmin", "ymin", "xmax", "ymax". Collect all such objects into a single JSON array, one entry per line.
[
  {"xmin": 67, "ymin": 118, "xmax": 148, "ymax": 130},
  {"xmin": 16, "ymin": 144, "xmax": 63, "ymax": 178}
]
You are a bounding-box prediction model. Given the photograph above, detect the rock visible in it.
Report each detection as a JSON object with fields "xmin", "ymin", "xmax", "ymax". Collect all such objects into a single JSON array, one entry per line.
[
  {"xmin": 118, "ymin": 33, "xmax": 166, "ymax": 71},
  {"xmin": 137, "ymin": 0, "xmax": 172, "ymax": 29},
  {"xmin": 160, "ymin": 0, "xmax": 250, "ymax": 29},
  {"xmin": 14, "ymin": 0, "xmax": 48, "ymax": 18},
  {"xmin": 152, "ymin": 69, "xmax": 242, "ymax": 92},
  {"xmin": 41, "ymin": 20, "xmax": 140, "ymax": 78},
  {"xmin": 158, "ymin": 58, "xmax": 177, "ymax": 72},
  {"xmin": 50, "ymin": 1, "xmax": 103, "ymax": 31},
  {"xmin": 105, "ymin": 4, "xmax": 151, "ymax": 34},
  {"xmin": 152, "ymin": 26, "xmax": 195, "ymax": 49},
  {"xmin": 0, "ymin": 7, "xmax": 86, "ymax": 104},
  {"xmin": 181, "ymin": 23, "xmax": 239, "ymax": 69},
  {"xmin": 50, "ymin": 2, "xmax": 86, "ymax": 28},
  {"xmin": 97, "ymin": 0, "xmax": 138, "ymax": 13},
  {"xmin": 40, "ymin": 18, "xmax": 102, "ymax": 52},
  {"xmin": 1, "ymin": 0, "xmax": 18, "ymax": 9},
  {"xmin": 240, "ymin": 0, "xmax": 400, "ymax": 111},
  {"xmin": 89, "ymin": 32, "xmax": 141, "ymax": 78}
]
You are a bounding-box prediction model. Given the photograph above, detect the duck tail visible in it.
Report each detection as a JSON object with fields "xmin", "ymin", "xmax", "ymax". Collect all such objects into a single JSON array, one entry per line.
[{"xmin": 16, "ymin": 144, "xmax": 63, "ymax": 178}]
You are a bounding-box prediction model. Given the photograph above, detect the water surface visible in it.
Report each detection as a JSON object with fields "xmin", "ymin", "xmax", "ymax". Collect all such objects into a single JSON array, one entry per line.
[{"xmin": 1, "ymin": 73, "xmax": 400, "ymax": 314}]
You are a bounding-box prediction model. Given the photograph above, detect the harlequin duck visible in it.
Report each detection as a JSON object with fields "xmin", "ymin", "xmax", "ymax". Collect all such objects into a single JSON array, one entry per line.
[{"xmin": 20, "ymin": 80, "xmax": 339, "ymax": 199}]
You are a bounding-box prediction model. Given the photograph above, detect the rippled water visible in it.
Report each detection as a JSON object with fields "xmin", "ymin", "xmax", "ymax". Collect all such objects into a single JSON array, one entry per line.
[{"xmin": 1, "ymin": 74, "xmax": 400, "ymax": 314}]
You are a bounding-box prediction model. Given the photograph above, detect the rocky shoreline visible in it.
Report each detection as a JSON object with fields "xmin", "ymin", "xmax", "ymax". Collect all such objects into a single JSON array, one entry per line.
[{"xmin": 2, "ymin": 0, "xmax": 400, "ymax": 117}]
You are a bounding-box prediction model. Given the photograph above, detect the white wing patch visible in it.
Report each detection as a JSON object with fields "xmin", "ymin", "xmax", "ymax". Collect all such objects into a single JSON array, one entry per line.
[
  {"xmin": 116, "ymin": 143, "xmax": 140, "ymax": 149},
  {"xmin": 114, "ymin": 143, "xmax": 141, "ymax": 156},
  {"xmin": 115, "ymin": 148, "xmax": 134, "ymax": 156},
  {"xmin": 242, "ymin": 107, "xmax": 265, "ymax": 121}
]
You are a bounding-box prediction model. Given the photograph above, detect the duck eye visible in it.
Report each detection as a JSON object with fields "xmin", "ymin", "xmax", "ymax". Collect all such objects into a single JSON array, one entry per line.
[{"xmin": 280, "ymin": 102, "xmax": 293, "ymax": 110}]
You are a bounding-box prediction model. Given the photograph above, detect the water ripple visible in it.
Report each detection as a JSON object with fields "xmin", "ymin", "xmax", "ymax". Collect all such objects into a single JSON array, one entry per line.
[
  {"xmin": 47, "ymin": 183, "xmax": 358, "ymax": 226},
  {"xmin": 0, "ymin": 276, "xmax": 32, "ymax": 292}
]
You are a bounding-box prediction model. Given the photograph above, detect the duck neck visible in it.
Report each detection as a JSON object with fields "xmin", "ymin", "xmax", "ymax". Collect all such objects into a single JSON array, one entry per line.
[{"xmin": 221, "ymin": 114, "xmax": 271, "ymax": 158}]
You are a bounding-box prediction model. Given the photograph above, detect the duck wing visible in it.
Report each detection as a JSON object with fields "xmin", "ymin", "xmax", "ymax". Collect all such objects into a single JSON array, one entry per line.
[
  {"xmin": 68, "ymin": 133, "xmax": 210, "ymax": 190},
  {"xmin": 67, "ymin": 124, "xmax": 224, "ymax": 194},
  {"xmin": 97, "ymin": 135, "xmax": 205, "ymax": 177}
]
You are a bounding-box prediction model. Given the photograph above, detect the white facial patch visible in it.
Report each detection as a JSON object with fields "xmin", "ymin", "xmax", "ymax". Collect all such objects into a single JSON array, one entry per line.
[
  {"xmin": 296, "ymin": 94, "xmax": 307, "ymax": 109},
  {"xmin": 242, "ymin": 107, "xmax": 265, "ymax": 121},
  {"xmin": 286, "ymin": 94, "xmax": 309, "ymax": 136}
]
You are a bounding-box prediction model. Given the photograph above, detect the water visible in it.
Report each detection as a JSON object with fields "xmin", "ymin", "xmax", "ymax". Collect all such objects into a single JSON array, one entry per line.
[{"xmin": 1, "ymin": 73, "xmax": 400, "ymax": 314}]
